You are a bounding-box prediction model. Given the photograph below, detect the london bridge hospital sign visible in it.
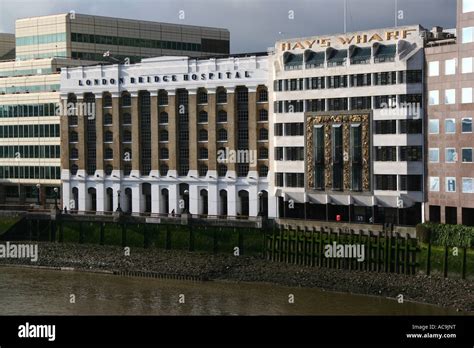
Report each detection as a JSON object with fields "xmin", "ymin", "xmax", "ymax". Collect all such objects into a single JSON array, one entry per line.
[
  {"xmin": 280, "ymin": 28, "xmax": 417, "ymax": 51},
  {"xmin": 77, "ymin": 71, "xmax": 253, "ymax": 87}
]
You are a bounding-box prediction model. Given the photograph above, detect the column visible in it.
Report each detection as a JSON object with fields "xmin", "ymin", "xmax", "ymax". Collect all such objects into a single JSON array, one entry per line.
[
  {"xmin": 227, "ymin": 185, "xmax": 237, "ymax": 216},
  {"xmin": 131, "ymin": 92, "xmax": 140, "ymax": 176},
  {"xmin": 248, "ymin": 87, "xmax": 258, "ymax": 174},
  {"xmin": 226, "ymin": 88, "xmax": 237, "ymax": 175},
  {"xmin": 60, "ymin": 96, "xmax": 70, "ymax": 172},
  {"xmin": 96, "ymin": 183, "xmax": 105, "ymax": 213},
  {"xmin": 111, "ymin": 92, "xmax": 122, "ymax": 173},
  {"xmin": 188, "ymin": 89, "xmax": 198, "ymax": 176},
  {"xmin": 150, "ymin": 91, "xmax": 160, "ymax": 175},
  {"xmin": 95, "ymin": 95, "xmax": 104, "ymax": 172},
  {"xmin": 208, "ymin": 89, "xmax": 217, "ymax": 173},
  {"xmin": 131, "ymin": 183, "xmax": 142, "ymax": 214},
  {"xmin": 208, "ymin": 183, "xmax": 219, "ymax": 216},
  {"xmin": 76, "ymin": 96, "xmax": 87, "ymax": 176},
  {"xmin": 168, "ymin": 184, "xmax": 179, "ymax": 214},
  {"xmin": 248, "ymin": 185, "xmax": 259, "ymax": 217},
  {"xmin": 189, "ymin": 184, "xmax": 199, "ymax": 215},
  {"xmin": 151, "ymin": 183, "xmax": 160, "ymax": 214},
  {"xmin": 168, "ymin": 91, "xmax": 177, "ymax": 177}
]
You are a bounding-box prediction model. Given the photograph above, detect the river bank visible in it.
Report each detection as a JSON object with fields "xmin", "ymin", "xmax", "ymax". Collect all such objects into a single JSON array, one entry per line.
[{"xmin": 0, "ymin": 242, "xmax": 472, "ymax": 312}]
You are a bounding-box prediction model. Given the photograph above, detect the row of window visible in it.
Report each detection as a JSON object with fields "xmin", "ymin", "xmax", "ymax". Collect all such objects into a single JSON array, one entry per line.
[
  {"xmin": 275, "ymin": 147, "xmax": 305, "ymax": 161},
  {"xmin": 375, "ymin": 175, "xmax": 423, "ymax": 191},
  {"xmin": 428, "ymin": 148, "xmax": 473, "ymax": 163},
  {"xmin": 16, "ymin": 33, "xmax": 67, "ymax": 46},
  {"xmin": 428, "ymin": 88, "xmax": 473, "ymax": 105},
  {"xmin": 16, "ymin": 51, "xmax": 67, "ymax": 61},
  {"xmin": 374, "ymin": 146, "xmax": 423, "ymax": 162},
  {"xmin": 429, "ymin": 176, "xmax": 474, "ymax": 193},
  {"xmin": 0, "ymin": 68, "xmax": 53, "ymax": 78},
  {"xmin": 0, "ymin": 84, "xmax": 60, "ymax": 94},
  {"xmin": 0, "ymin": 145, "xmax": 60, "ymax": 159},
  {"xmin": 274, "ymin": 94, "xmax": 422, "ymax": 113},
  {"xmin": 71, "ymin": 32, "xmax": 203, "ymax": 52},
  {"xmin": 428, "ymin": 118, "xmax": 472, "ymax": 134},
  {"xmin": 275, "ymin": 173, "xmax": 305, "ymax": 188},
  {"xmin": 274, "ymin": 123, "xmax": 304, "ymax": 136},
  {"xmin": 0, "ymin": 166, "xmax": 60, "ymax": 179},
  {"xmin": 274, "ymin": 71, "xmax": 422, "ymax": 92},
  {"xmin": 0, "ymin": 103, "xmax": 58, "ymax": 118},
  {"xmin": 374, "ymin": 119, "xmax": 423, "ymax": 134},
  {"xmin": 0, "ymin": 124, "xmax": 60, "ymax": 138}
]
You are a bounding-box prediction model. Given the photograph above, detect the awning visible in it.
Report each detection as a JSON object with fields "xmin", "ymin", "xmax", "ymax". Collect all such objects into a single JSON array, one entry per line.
[
  {"xmin": 350, "ymin": 47, "xmax": 371, "ymax": 63},
  {"xmin": 284, "ymin": 53, "xmax": 303, "ymax": 67},
  {"xmin": 327, "ymin": 49, "xmax": 347, "ymax": 63},
  {"xmin": 305, "ymin": 51, "xmax": 325, "ymax": 67},
  {"xmin": 285, "ymin": 192, "xmax": 306, "ymax": 203},
  {"xmin": 375, "ymin": 44, "xmax": 396, "ymax": 58}
]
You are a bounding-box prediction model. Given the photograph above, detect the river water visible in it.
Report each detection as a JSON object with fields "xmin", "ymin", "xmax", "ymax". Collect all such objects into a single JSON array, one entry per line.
[{"xmin": 0, "ymin": 266, "xmax": 457, "ymax": 315}]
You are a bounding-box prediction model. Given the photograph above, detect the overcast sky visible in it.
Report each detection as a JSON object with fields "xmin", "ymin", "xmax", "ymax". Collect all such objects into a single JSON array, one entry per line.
[{"xmin": 0, "ymin": 0, "xmax": 456, "ymax": 53}]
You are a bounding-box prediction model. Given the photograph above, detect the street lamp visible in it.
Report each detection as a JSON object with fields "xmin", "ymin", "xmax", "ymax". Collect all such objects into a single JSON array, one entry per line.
[
  {"xmin": 116, "ymin": 189, "xmax": 122, "ymax": 212},
  {"xmin": 36, "ymin": 184, "xmax": 40, "ymax": 206},
  {"xmin": 53, "ymin": 187, "xmax": 59, "ymax": 211},
  {"xmin": 258, "ymin": 191, "xmax": 263, "ymax": 216},
  {"xmin": 183, "ymin": 189, "xmax": 189, "ymax": 213}
]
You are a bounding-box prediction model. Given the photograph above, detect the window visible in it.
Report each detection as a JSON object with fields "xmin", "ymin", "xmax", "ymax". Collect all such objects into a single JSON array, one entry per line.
[
  {"xmin": 104, "ymin": 131, "xmax": 113, "ymax": 142},
  {"xmin": 430, "ymin": 177, "xmax": 440, "ymax": 192},
  {"xmin": 429, "ymin": 119, "xmax": 439, "ymax": 134},
  {"xmin": 218, "ymin": 128, "xmax": 227, "ymax": 142},
  {"xmin": 158, "ymin": 91, "xmax": 168, "ymax": 106},
  {"xmin": 445, "ymin": 119, "xmax": 456, "ymax": 133},
  {"xmin": 70, "ymin": 164, "xmax": 78, "ymax": 175},
  {"xmin": 103, "ymin": 95, "xmax": 112, "ymax": 108},
  {"xmin": 70, "ymin": 148, "xmax": 78, "ymax": 160},
  {"xmin": 105, "ymin": 165, "xmax": 113, "ymax": 176},
  {"xmin": 429, "ymin": 90, "xmax": 439, "ymax": 105},
  {"xmin": 198, "ymin": 164, "xmax": 208, "ymax": 177},
  {"xmin": 446, "ymin": 148, "xmax": 457, "ymax": 163},
  {"xmin": 375, "ymin": 120, "xmax": 396, "ymax": 134},
  {"xmin": 259, "ymin": 165, "xmax": 269, "ymax": 177},
  {"xmin": 199, "ymin": 147, "xmax": 208, "ymax": 159},
  {"xmin": 160, "ymin": 130, "xmax": 169, "ymax": 142},
  {"xmin": 104, "ymin": 148, "xmax": 113, "ymax": 160},
  {"xmin": 462, "ymin": 118, "xmax": 472, "ymax": 133},
  {"xmin": 258, "ymin": 88, "xmax": 268, "ymax": 102},
  {"xmin": 445, "ymin": 59, "xmax": 456, "ymax": 75},
  {"xmin": 259, "ymin": 128, "xmax": 268, "ymax": 141},
  {"xmin": 429, "ymin": 148, "xmax": 439, "ymax": 163},
  {"xmin": 462, "ymin": 88, "xmax": 473, "ymax": 103},
  {"xmin": 463, "ymin": 57, "xmax": 473, "ymax": 73},
  {"xmin": 104, "ymin": 113, "xmax": 113, "ymax": 125},
  {"xmin": 375, "ymin": 147, "xmax": 397, "ymax": 161},
  {"xmin": 399, "ymin": 119, "xmax": 422, "ymax": 134},
  {"xmin": 160, "ymin": 147, "xmax": 169, "ymax": 159},
  {"xmin": 258, "ymin": 147, "xmax": 268, "ymax": 159},
  {"xmin": 121, "ymin": 93, "xmax": 131, "ymax": 107},
  {"xmin": 160, "ymin": 164, "xmax": 169, "ymax": 176},
  {"xmin": 159, "ymin": 112, "xmax": 168, "ymax": 124},
  {"xmin": 428, "ymin": 61, "xmax": 439, "ymax": 76},
  {"xmin": 122, "ymin": 113, "xmax": 132, "ymax": 125},
  {"xmin": 199, "ymin": 129, "xmax": 208, "ymax": 141},
  {"xmin": 446, "ymin": 177, "xmax": 456, "ymax": 192},
  {"xmin": 462, "ymin": 148, "xmax": 473, "ymax": 162},
  {"xmin": 400, "ymin": 146, "xmax": 422, "ymax": 162},
  {"xmin": 462, "ymin": 178, "xmax": 474, "ymax": 193},
  {"xmin": 217, "ymin": 110, "xmax": 227, "ymax": 123},
  {"xmin": 375, "ymin": 175, "xmax": 397, "ymax": 191},
  {"xmin": 464, "ymin": 0, "xmax": 474, "ymax": 12},
  {"xmin": 123, "ymin": 130, "xmax": 132, "ymax": 143},
  {"xmin": 445, "ymin": 89, "xmax": 456, "ymax": 104},
  {"xmin": 216, "ymin": 89, "xmax": 227, "ymax": 104},
  {"xmin": 462, "ymin": 27, "xmax": 474, "ymax": 43},
  {"xmin": 217, "ymin": 164, "xmax": 227, "ymax": 177},
  {"xmin": 197, "ymin": 89, "xmax": 208, "ymax": 104},
  {"xmin": 69, "ymin": 131, "xmax": 78, "ymax": 143},
  {"xmin": 198, "ymin": 111, "xmax": 208, "ymax": 123},
  {"xmin": 258, "ymin": 109, "xmax": 268, "ymax": 121}
]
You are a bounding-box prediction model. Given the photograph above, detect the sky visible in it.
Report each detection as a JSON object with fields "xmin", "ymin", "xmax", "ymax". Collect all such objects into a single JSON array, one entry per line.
[{"xmin": 0, "ymin": 0, "xmax": 456, "ymax": 53}]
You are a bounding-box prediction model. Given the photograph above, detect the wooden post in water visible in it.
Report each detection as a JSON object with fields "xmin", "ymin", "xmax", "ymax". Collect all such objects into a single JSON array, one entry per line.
[
  {"xmin": 376, "ymin": 231, "xmax": 381, "ymax": 272},
  {"xmin": 404, "ymin": 234, "xmax": 410, "ymax": 275},
  {"xmin": 395, "ymin": 233, "xmax": 400, "ymax": 273}
]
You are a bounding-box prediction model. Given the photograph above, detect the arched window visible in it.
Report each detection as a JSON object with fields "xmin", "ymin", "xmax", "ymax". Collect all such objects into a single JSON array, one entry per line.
[
  {"xmin": 69, "ymin": 131, "xmax": 78, "ymax": 143},
  {"xmin": 258, "ymin": 87, "xmax": 268, "ymax": 102},
  {"xmin": 104, "ymin": 131, "xmax": 113, "ymax": 143},
  {"xmin": 160, "ymin": 147, "xmax": 169, "ymax": 159},
  {"xmin": 123, "ymin": 130, "xmax": 132, "ymax": 143},
  {"xmin": 259, "ymin": 165, "xmax": 269, "ymax": 177},
  {"xmin": 198, "ymin": 164, "xmax": 208, "ymax": 177},
  {"xmin": 121, "ymin": 93, "xmax": 131, "ymax": 107},
  {"xmin": 218, "ymin": 128, "xmax": 228, "ymax": 142},
  {"xmin": 158, "ymin": 90, "xmax": 168, "ymax": 106},
  {"xmin": 217, "ymin": 110, "xmax": 227, "ymax": 123},
  {"xmin": 123, "ymin": 163, "xmax": 132, "ymax": 176},
  {"xmin": 198, "ymin": 129, "xmax": 208, "ymax": 141},
  {"xmin": 104, "ymin": 113, "xmax": 113, "ymax": 125},
  {"xmin": 217, "ymin": 164, "xmax": 227, "ymax": 177},
  {"xmin": 70, "ymin": 147, "xmax": 79, "ymax": 159},
  {"xmin": 105, "ymin": 148, "xmax": 113, "ymax": 160},
  {"xmin": 259, "ymin": 147, "xmax": 268, "ymax": 159},
  {"xmin": 105, "ymin": 165, "xmax": 113, "ymax": 176},
  {"xmin": 258, "ymin": 109, "xmax": 268, "ymax": 122},
  {"xmin": 122, "ymin": 113, "xmax": 132, "ymax": 125},
  {"xmin": 160, "ymin": 163, "xmax": 169, "ymax": 176},
  {"xmin": 217, "ymin": 88, "xmax": 227, "ymax": 104},
  {"xmin": 259, "ymin": 128, "xmax": 268, "ymax": 141},
  {"xmin": 199, "ymin": 147, "xmax": 208, "ymax": 159},
  {"xmin": 198, "ymin": 110, "xmax": 208, "ymax": 123},
  {"xmin": 160, "ymin": 129, "xmax": 169, "ymax": 142},
  {"xmin": 197, "ymin": 88, "xmax": 208, "ymax": 104},
  {"xmin": 70, "ymin": 164, "xmax": 79, "ymax": 175},
  {"xmin": 103, "ymin": 94, "xmax": 112, "ymax": 107},
  {"xmin": 159, "ymin": 112, "xmax": 168, "ymax": 124}
]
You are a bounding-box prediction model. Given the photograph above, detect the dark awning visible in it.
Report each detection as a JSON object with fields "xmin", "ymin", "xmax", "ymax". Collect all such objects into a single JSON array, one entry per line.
[
  {"xmin": 305, "ymin": 51, "xmax": 325, "ymax": 65},
  {"xmin": 351, "ymin": 47, "xmax": 371, "ymax": 59},
  {"xmin": 328, "ymin": 49, "xmax": 347, "ymax": 62},
  {"xmin": 284, "ymin": 53, "xmax": 303, "ymax": 66}
]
